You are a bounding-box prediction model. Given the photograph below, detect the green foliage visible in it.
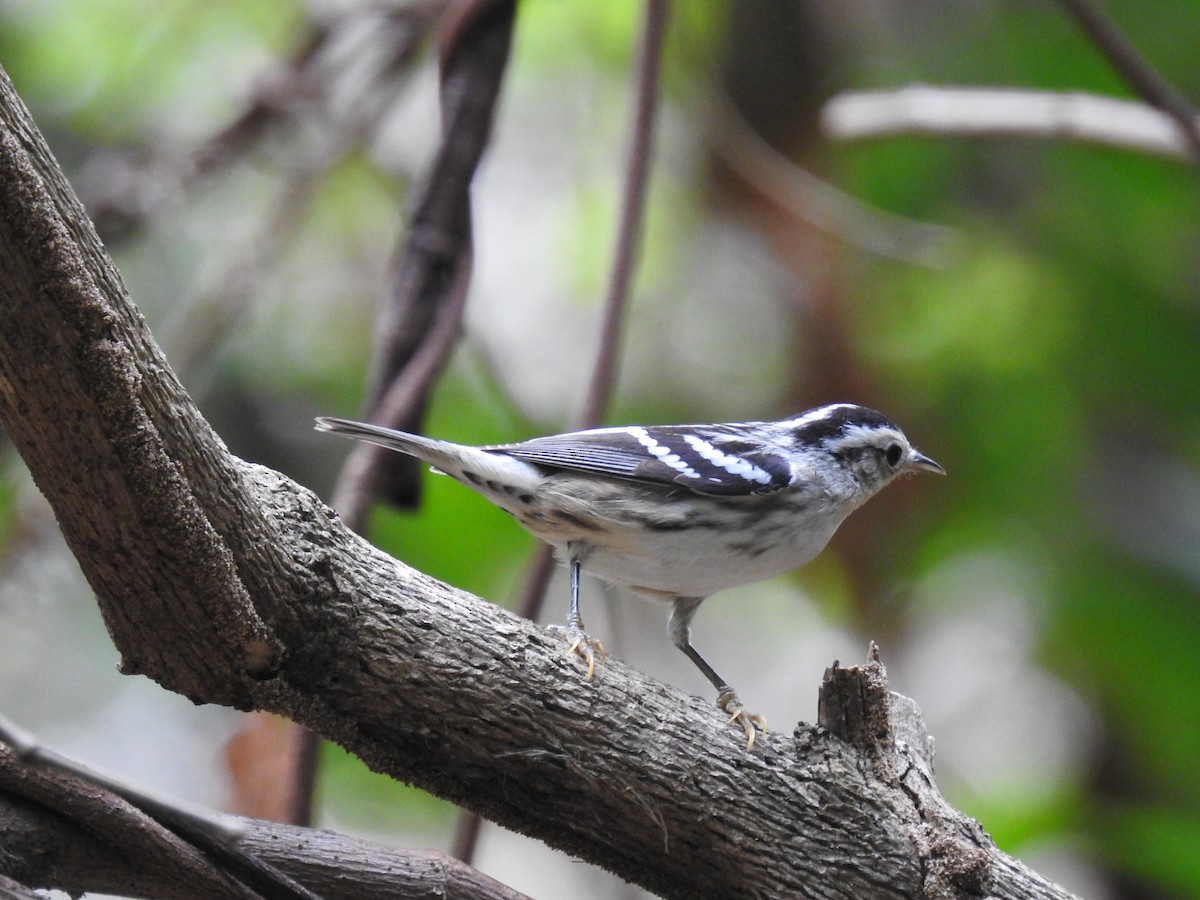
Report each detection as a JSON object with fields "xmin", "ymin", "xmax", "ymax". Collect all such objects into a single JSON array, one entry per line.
[
  {"xmin": 1, "ymin": 0, "xmax": 302, "ymax": 138},
  {"xmin": 319, "ymin": 741, "xmax": 455, "ymax": 835},
  {"xmin": 1058, "ymin": 558, "xmax": 1200, "ymax": 803},
  {"xmin": 1101, "ymin": 802, "xmax": 1200, "ymax": 897}
]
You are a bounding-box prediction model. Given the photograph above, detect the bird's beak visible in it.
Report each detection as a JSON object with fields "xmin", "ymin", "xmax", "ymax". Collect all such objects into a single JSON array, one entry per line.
[{"xmin": 907, "ymin": 451, "xmax": 946, "ymax": 476}]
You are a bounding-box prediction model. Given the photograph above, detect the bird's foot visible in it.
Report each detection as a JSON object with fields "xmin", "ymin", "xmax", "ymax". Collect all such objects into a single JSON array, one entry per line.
[
  {"xmin": 717, "ymin": 688, "xmax": 768, "ymax": 751},
  {"xmin": 546, "ymin": 623, "xmax": 606, "ymax": 682}
]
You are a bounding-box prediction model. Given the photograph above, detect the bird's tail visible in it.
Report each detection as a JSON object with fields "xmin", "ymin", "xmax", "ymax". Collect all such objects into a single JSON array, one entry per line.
[
  {"xmin": 314, "ymin": 417, "xmax": 540, "ymax": 495},
  {"xmin": 315, "ymin": 417, "xmax": 449, "ymax": 460}
]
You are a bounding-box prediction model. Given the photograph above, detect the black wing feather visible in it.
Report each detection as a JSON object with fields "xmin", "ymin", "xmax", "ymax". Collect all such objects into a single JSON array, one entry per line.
[{"xmin": 490, "ymin": 424, "xmax": 792, "ymax": 496}]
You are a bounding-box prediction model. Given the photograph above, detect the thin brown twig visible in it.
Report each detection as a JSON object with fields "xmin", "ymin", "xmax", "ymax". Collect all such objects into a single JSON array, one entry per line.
[
  {"xmin": 579, "ymin": 0, "xmax": 671, "ymax": 428},
  {"xmin": 513, "ymin": 545, "xmax": 558, "ymax": 624},
  {"xmin": 287, "ymin": 728, "xmax": 321, "ymax": 828},
  {"xmin": 449, "ymin": 804, "xmax": 485, "ymax": 867},
  {"xmin": 1057, "ymin": 0, "xmax": 1200, "ymax": 159}
]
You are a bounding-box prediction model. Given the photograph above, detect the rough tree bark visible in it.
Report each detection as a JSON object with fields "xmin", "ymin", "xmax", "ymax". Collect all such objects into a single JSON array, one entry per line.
[
  {"xmin": 0, "ymin": 66, "xmax": 1077, "ymax": 900},
  {"xmin": 0, "ymin": 740, "xmax": 524, "ymax": 900}
]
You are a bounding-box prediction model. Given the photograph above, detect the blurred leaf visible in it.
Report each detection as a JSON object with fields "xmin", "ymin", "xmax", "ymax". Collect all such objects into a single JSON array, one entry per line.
[
  {"xmin": 1100, "ymin": 801, "xmax": 1200, "ymax": 898},
  {"xmin": 1055, "ymin": 557, "xmax": 1200, "ymax": 805},
  {"xmin": 319, "ymin": 740, "xmax": 454, "ymax": 834},
  {"xmin": 2, "ymin": 0, "xmax": 302, "ymax": 139}
]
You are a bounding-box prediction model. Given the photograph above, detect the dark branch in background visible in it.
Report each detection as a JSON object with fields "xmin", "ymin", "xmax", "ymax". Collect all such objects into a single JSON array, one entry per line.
[
  {"xmin": 1057, "ymin": 0, "xmax": 1200, "ymax": 159},
  {"xmin": 0, "ymin": 715, "xmax": 526, "ymax": 900},
  {"xmin": 353, "ymin": 0, "xmax": 517, "ymax": 509},
  {"xmin": 464, "ymin": 0, "xmax": 672, "ymax": 866}
]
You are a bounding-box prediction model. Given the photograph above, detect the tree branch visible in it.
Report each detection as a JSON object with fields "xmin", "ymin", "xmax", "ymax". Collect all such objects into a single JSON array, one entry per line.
[
  {"xmin": 0, "ymin": 735, "xmax": 525, "ymax": 899},
  {"xmin": 823, "ymin": 86, "xmax": 1200, "ymax": 162},
  {"xmin": 0, "ymin": 64, "xmax": 1076, "ymax": 899}
]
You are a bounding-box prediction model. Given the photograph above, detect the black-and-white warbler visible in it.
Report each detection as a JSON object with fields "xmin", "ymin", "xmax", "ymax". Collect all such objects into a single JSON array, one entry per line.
[{"xmin": 315, "ymin": 403, "xmax": 943, "ymax": 748}]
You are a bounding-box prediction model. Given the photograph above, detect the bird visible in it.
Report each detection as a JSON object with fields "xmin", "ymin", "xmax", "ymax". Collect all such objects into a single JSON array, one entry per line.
[{"xmin": 315, "ymin": 403, "xmax": 943, "ymax": 748}]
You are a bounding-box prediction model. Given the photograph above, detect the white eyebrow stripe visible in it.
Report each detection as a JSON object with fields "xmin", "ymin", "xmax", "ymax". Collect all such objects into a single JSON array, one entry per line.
[
  {"xmin": 683, "ymin": 434, "xmax": 774, "ymax": 485},
  {"xmin": 779, "ymin": 403, "xmax": 856, "ymax": 431}
]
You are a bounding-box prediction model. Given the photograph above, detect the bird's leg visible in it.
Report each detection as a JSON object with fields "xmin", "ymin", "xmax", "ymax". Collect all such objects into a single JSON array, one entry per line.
[
  {"xmin": 546, "ymin": 543, "xmax": 605, "ymax": 681},
  {"xmin": 566, "ymin": 548, "xmax": 585, "ymax": 630},
  {"xmin": 669, "ymin": 596, "xmax": 767, "ymax": 750}
]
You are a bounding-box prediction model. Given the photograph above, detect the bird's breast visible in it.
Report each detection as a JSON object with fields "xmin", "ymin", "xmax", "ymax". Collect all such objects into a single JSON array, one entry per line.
[{"xmin": 534, "ymin": 495, "xmax": 851, "ymax": 598}]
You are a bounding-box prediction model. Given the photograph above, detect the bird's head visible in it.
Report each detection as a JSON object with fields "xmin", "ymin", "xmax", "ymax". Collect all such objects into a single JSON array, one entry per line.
[{"xmin": 783, "ymin": 403, "xmax": 944, "ymax": 497}]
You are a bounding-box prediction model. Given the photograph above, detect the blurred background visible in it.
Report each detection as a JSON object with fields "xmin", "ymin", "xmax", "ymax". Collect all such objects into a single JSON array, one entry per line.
[{"xmin": 1, "ymin": 1, "xmax": 1197, "ymax": 898}]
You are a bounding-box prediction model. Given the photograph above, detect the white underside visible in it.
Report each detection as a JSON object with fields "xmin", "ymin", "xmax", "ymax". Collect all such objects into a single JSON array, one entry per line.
[{"xmin": 554, "ymin": 507, "xmax": 850, "ymax": 599}]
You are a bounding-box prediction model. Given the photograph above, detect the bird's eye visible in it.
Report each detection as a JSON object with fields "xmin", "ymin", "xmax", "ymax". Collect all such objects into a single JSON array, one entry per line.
[{"xmin": 884, "ymin": 442, "xmax": 904, "ymax": 468}]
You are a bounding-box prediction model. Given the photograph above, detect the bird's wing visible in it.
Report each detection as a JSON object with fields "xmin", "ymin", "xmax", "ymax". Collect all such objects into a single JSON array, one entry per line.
[{"xmin": 492, "ymin": 424, "xmax": 793, "ymax": 496}]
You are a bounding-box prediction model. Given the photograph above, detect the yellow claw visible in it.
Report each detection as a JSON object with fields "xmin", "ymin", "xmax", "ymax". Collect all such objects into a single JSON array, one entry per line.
[
  {"xmin": 562, "ymin": 631, "xmax": 605, "ymax": 682},
  {"xmin": 720, "ymin": 692, "xmax": 768, "ymax": 751},
  {"xmin": 729, "ymin": 710, "xmax": 766, "ymax": 751},
  {"xmin": 566, "ymin": 637, "xmax": 593, "ymax": 681}
]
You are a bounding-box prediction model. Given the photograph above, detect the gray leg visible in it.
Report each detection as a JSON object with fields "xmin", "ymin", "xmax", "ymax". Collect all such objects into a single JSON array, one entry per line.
[
  {"xmin": 546, "ymin": 542, "xmax": 605, "ymax": 680},
  {"xmin": 668, "ymin": 596, "xmax": 730, "ymax": 694},
  {"xmin": 566, "ymin": 548, "xmax": 585, "ymax": 631},
  {"xmin": 669, "ymin": 596, "xmax": 766, "ymax": 750}
]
